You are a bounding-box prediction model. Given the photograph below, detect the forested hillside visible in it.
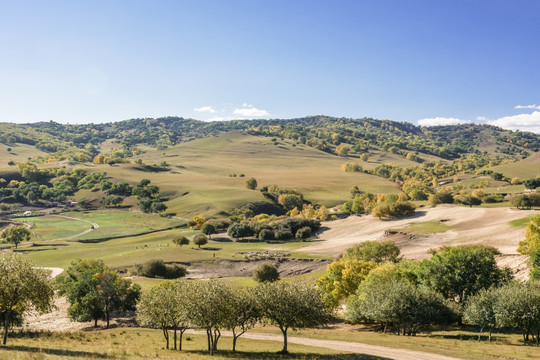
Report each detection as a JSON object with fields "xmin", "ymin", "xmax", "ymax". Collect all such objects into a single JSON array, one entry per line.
[{"xmin": 1, "ymin": 116, "xmax": 538, "ymax": 164}]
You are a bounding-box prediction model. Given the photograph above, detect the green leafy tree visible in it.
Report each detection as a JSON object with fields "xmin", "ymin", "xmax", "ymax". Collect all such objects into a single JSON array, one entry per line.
[
  {"xmin": 252, "ymin": 263, "xmax": 280, "ymax": 283},
  {"xmin": 173, "ymin": 235, "xmax": 190, "ymax": 247},
  {"xmin": 59, "ymin": 259, "xmax": 140, "ymax": 328},
  {"xmin": 138, "ymin": 281, "xmax": 191, "ymax": 350},
  {"xmin": 192, "ymin": 234, "xmax": 208, "ymax": 249},
  {"xmin": 0, "ymin": 252, "xmax": 55, "ymax": 345},
  {"xmin": 418, "ymin": 246, "xmax": 511, "ymax": 311},
  {"xmin": 188, "ymin": 280, "xmax": 231, "ymax": 355},
  {"xmin": 245, "ymin": 177, "xmax": 257, "ymax": 190},
  {"xmin": 201, "ymin": 223, "xmax": 216, "ymax": 240},
  {"xmin": 464, "ymin": 287, "xmax": 498, "ymax": 341},
  {"xmin": 227, "ymin": 223, "xmax": 254, "ymax": 241},
  {"xmin": 254, "ymin": 282, "xmax": 332, "ymax": 354},
  {"xmin": 1, "ymin": 226, "xmax": 30, "ymax": 248},
  {"xmin": 223, "ymin": 288, "xmax": 260, "ymax": 352}
]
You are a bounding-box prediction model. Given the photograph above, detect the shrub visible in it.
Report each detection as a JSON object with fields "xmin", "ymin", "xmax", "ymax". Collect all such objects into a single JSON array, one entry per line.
[
  {"xmin": 136, "ymin": 259, "xmax": 187, "ymax": 279},
  {"xmin": 274, "ymin": 229, "xmax": 293, "ymax": 240},
  {"xmin": 295, "ymin": 226, "xmax": 312, "ymax": 240},
  {"xmin": 252, "ymin": 263, "xmax": 280, "ymax": 283},
  {"xmin": 483, "ymin": 194, "xmax": 504, "ymax": 203},
  {"xmin": 259, "ymin": 229, "xmax": 274, "ymax": 241}
]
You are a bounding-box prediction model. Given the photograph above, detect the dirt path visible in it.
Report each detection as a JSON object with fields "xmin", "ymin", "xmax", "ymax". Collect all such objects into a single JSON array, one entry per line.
[
  {"xmin": 42, "ymin": 267, "xmax": 64, "ymax": 278},
  {"xmin": 48, "ymin": 215, "xmax": 99, "ymax": 241},
  {"xmin": 304, "ymin": 205, "xmax": 537, "ymax": 260},
  {"xmin": 187, "ymin": 330, "xmax": 460, "ymax": 360}
]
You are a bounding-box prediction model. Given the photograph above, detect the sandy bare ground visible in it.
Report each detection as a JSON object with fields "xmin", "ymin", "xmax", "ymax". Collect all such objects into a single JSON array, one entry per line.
[
  {"xmin": 186, "ymin": 330, "xmax": 460, "ymax": 360},
  {"xmin": 305, "ymin": 205, "xmax": 537, "ymax": 260}
]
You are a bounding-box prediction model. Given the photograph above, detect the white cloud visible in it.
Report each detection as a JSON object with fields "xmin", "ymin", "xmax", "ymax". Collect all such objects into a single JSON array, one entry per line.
[
  {"xmin": 487, "ymin": 111, "xmax": 540, "ymax": 133},
  {"xmin": 417, "ymin": 117, "xmax": 470, "ymax": 127},
  {"xmin": 515, "ymin": 104, "xmax": 540, "ymax": 110},
  {"xmin": 194, "ymin": 106, "xmax": 216, "ymax": 113},
  {"xmin": 232, "ymin": 104, "xmax": 269, "ymax": 118},
  {"xmin": 476, "ymin": 116, "xmax": 487, "ymax": 121}
]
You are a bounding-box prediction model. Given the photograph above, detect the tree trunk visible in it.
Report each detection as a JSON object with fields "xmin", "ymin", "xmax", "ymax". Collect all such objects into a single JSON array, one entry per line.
[
  {"xmin": 280, "ymin": 328, "xmax": 288, "ymax": 354},
  {"xmin": 478, "ymin": 327, "xmax": 483, "ymax": 341},
  {"xmin": 213, "ymin": 328, "xmax": 220, "ymax": 352},
  {"xmin": 488, "ymin": 329, "xmax": 492, "ymax": 342},
  {"xmin": 94, "ymin": 318, "xmax": 98, "ymax": 327},
  {"xmin": 106, "ymin": 312, "xmax": 110, "ymax": 329},
  {"xmin": 232, "ymin": 330, "xmax": 237, "ymax": 352},
  {"xmin": 178, "ymin": 328, "xmax": 186, "ymax": 351},
  {"xmin": 3, "ymin": 310, "xmax": 10, "ymax": 345},
  {"xmin": 162, "ymin": 328, "xmax": 169, "ymax": 349},
  {"xmin": 173, "ymin": 325, "xmax": 177, "ymax": 350}
]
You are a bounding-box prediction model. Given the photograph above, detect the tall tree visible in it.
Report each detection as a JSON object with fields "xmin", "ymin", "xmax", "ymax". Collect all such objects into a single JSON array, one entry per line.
[
  {"xmin": 223, "ymin": 288, "xmax": 260, "ymax": 352},
  {"xmin": 0, "ymin": 252, "xmax": 55, "ymax": 344}
]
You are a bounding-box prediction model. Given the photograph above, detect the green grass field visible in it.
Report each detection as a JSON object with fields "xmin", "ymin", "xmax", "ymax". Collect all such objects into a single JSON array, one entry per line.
[
  {"xmin": 400, "ymin": 221, "xmax": 455, "ymax": 235},
  {"xmin": 491, "ymin": 152, "xmax": 540, "ymax": 179},
  {"xmin": 71, "ymin": 132, "xmax": 401, "ymax": 218},
  {"xmin": 509, "ymin": 214, "xmax": 537, "ymax": 228}
]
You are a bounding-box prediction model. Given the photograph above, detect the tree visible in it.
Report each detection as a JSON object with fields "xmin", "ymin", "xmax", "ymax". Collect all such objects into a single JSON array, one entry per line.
[
  {"xmin": 511, "ymin": 195, "xmax": 532, "ymax": 210},
  {"xmin": 524, "ymin": 178, "xmax": 540, "ymax": 190},
  {"xmin": 173, "ymin": 235, "xmax": 190, "ymax": 247},
  {"xmin": 295, "ymin": 226, "xmax": 312, "ymax": 240},
  {"xmin": 59, "ymin": 259, "xmax": 140, "ymax": 328},
  {"xmin": 517, "ymin": 215, "xmax": 540, "ymax": 278},
  {"xmin": 316, "ymin": 259, "xmax": 377, "ymax": 307},
  {"xmin": 254, "ymin": 282, "xmax": 332, "ymax": 354},
  {"xmin": 188, "ymin": 280, "xmax": 231, "ymax": 355},
  {"xmin": 336, "ymin": 144, "xmax": 350, "ymax": 157},
  {"xmin": 277, "ymin": 194, "xmax": 304, "ymax": 211},
  {"xmin": 252, "ymin": 263, "xmax": 280, "ymax": 283},
  {"xmin": 192, "ymin": 234, "xmax": 208, "ymax": 249},
  {"xmin": 201, "ymin": 223, "xmax": 216, "ymax": 240},
  {"xmin": 344, "ymin": 241, "xmax": 401, "ymax": 263},
  {"xmin": 464, "ymin": 287, "xmax": 498, "ymax": 341},
  {"xmin": 223, "ymin": 288, "xmax": 260, "ymax": 352},
  {"xmin": 0, "ymin": 251, "xmax": 55, "ymax": 345},
  {"xmin": 93, "ymin": 270, "xmax": 141, "ymax": 328},
  {"xmin": 227, "ymin": 223, "xmax": 254, "ymax": 241},
  {"xmin": 1, "ymin": 226, "xmax": 30, "ymax": 248},
  {"xmin": 418, "ymin": 246, "xmax": 511, "ymax": 307},
  {"xmin": 347, "ymin": 279, "xmax": 455, "ymax": 335},
  {"xmin": 138, "ymin": 281, "xmax": 191, "ymax": 350},
  {"xmin": 245, "ymin": 177, "xmax": 257, "ymax": 190}
]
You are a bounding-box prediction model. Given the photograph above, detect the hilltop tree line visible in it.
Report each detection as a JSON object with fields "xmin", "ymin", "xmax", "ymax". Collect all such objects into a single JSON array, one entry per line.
[{"xmin": 1, "ymin": 117, "xmax": 538, "ymax": 165}]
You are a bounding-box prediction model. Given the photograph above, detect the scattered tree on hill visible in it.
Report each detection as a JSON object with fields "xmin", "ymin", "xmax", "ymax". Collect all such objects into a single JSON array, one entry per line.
[
  {"xmin": 106, "ymin": 181, "xmax": 133, "ymax": 196},
  {"xmin": 173, "ymin": 235, "xmax": 190, "ymax": 247},
  {"xmin": 201, "ymin": 223, "xmax": 216, "ymax": 240},
  {"xmin": 336, "ymin": 144, "xmax": 350, "ymax": 157},
  {"xmin": 192, "ymin": 234, "xmax": 208, "ymax": 249},
  {"xmin": 0, "ymin": 251, "xmax": 55, "ymax": 345},
  {"xmin": 341, "ymin": 162, "xmax": 362, "ymax": 172},
  {"xmin": 252, "ymin": 263, "xmax": 280, "ymax": 283},
  {"xmin": 254, "ymin": 282, "xmax": 332, "ymax": 354},
  {"xmin": 245, "ymin": 177, "xmax": 257, "ymax": 190},
  {"xmin": 1, "ymin": 226, "xmax": 30, "ymax": 248},
  {"xmin": 524, "ymin": 178, "xmax": 540, "ymax": 190},
  {"xmin": 135, "ymin": 260, "xmax": 186, "ymax": 279}
]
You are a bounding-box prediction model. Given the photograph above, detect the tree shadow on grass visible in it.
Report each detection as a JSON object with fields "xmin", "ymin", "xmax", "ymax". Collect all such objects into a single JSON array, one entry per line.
[
  {"xmin": 0, "ymin": 345, "xmax": 112, "ymax": 358},
  {"xmin": 212, "ymin": 237, "xmax": 233, "ymax": 242},
  {"xmin": 183, "ymin": 350, "xmax": 389, "ymax": 359}
]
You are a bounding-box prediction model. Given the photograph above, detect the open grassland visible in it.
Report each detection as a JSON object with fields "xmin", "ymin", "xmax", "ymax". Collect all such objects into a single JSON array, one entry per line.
[
  {"xmin": 0, "ymin": 328, "xmax": 366, "ymax": 360},
  {"xmin": 491, "ymin": 152, "xmax": 540, "ymax": 179},
  {"xmin": 398, "ymin": 221, "xmax": 455, "ymax": 235},
  {"xmin": 3, "ymin": 325, "xmax": 540, "ymax": 360},
  {"xmin": 0, "ymin": 143, "xmax": 47, "ymax": 171},
  {"xmin": 73, "ymin": 132, "xmax": 401, "ymax": 217},
  {"xmin": 16, "ymin": 210, "xmax": 185, "ymax": 242}
]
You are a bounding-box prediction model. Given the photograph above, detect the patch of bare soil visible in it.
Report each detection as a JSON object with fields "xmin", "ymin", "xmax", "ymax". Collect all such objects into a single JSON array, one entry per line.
[
  {"xmin": 303, "ymin": 205, "xmax": 538, "ymax": 277},
  {"xmin": 185, "ymin": 258, "xmax": 330, "ymax": 279}
]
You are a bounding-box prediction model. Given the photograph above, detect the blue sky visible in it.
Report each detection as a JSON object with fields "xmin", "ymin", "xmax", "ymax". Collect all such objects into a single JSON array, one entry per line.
[{"xmin": 1, "ymin": 0, "xmax": 539, "ymax": 132}]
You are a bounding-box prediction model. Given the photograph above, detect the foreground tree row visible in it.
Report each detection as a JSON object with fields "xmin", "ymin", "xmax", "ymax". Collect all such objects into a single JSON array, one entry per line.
[{"xmin": 137, "ymin": 280, "xmax": 332, "ymax": 354}]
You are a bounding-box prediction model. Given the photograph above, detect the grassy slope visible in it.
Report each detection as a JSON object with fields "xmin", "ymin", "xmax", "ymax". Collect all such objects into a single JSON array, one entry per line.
[
  {"xmin": 74, "ymin": 132, "xmax": 400, "ymax": 217},
  {"xmin": 491, "ymin": 152, "xmax": 540, "ymax": 179},
  {"xmin": 0, "ymin": 143, "xmax": 46, "ymax": 171}
]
